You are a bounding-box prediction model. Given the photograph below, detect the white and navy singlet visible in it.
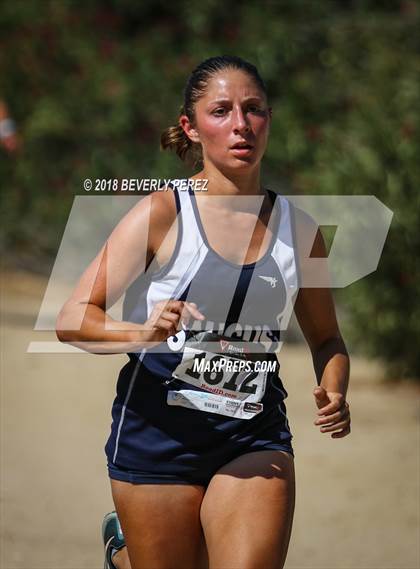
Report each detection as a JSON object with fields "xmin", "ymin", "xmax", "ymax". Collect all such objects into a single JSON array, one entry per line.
[{"xmin": 105, "ymin": 181, "xmax": 301, "ymax": 486}]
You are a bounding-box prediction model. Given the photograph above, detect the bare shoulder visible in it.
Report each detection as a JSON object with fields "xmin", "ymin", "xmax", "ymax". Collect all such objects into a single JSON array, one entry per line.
[
  {"xmin": 148, "ymin": 187, "xmax": 179, "ymax": 246},
  {"xmin": 292, "ymin": 205, "xmax": 318, "ymax": 239},
  {"xmin": 290, "ymin": 204, "xmax": 326, "ymax": 260},
  {"xmin": 288, "ymin": 203, "xmax": 331, "ymax": 294},
  {"xmin": 109, "ymin": 187, "xmax": 178, "ymax": 258}
]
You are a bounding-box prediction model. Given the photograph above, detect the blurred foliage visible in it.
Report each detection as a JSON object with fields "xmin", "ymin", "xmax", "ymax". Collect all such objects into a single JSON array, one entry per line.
[{"xmin": 0, "ymin": 0, "xmax": 419, "ymax": 377}]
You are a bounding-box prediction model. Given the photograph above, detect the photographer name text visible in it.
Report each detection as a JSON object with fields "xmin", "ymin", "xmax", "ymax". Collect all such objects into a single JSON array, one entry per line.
[{"xmin": 83, "ymin": 178, "xmax": 208, "ymax": 192}]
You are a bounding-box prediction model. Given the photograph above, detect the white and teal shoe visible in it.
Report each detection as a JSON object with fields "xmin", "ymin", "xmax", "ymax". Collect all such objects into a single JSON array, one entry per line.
[{"xmin": 102, "ymin": 511, "xmax": 125, "ymax": 569}]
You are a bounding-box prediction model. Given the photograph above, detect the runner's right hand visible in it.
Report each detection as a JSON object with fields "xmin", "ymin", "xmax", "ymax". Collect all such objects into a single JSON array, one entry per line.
[{"xmin": 140, "ymin": 300, "xmax": 205, "ymax": 345}]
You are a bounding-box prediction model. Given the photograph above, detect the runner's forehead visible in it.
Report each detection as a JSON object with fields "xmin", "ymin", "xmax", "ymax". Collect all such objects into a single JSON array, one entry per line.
[{"xmin": 197, "ymin": 69, "xmax": 267, "ymax": 106}]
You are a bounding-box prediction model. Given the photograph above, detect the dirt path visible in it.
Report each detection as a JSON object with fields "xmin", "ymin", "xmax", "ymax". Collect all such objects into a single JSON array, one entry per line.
[{"xmin": 1, "ymin": 271, "xmax": 419, "ymax": 569}]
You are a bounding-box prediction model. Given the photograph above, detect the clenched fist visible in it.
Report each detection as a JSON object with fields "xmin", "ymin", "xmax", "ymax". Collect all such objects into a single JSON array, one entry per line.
[
  {"xmin": 140, "ymin": 299, "xmax": 205, "ymax": 346},
  {"xmin": 313, "ymin": 386, "xmax": 351, "ymax": 438}
]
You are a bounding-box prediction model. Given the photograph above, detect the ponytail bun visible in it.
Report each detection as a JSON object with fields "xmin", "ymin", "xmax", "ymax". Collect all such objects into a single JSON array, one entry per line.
[
  {"xmin": 160, "ymin": 106, "xmax": 202, "ymax": 167},
  {"xmin": 160, "ymin": 123, "xmax": 191, "ymax": 161}
]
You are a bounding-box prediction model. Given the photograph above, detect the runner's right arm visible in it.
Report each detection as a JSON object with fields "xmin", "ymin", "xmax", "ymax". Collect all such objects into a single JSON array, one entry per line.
[{"xmin": 56, "ymin": 190, "xmax": 204, "ymax": 354}]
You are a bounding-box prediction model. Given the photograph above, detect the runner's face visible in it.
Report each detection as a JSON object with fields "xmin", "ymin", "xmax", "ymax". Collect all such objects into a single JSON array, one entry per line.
[{"xmin": 192, "ymin": 69, "xmax": 271, "ymax": 171}]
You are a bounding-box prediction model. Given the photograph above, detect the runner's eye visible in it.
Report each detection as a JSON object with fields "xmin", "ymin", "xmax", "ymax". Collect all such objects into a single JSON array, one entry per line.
[
  {"xmin": 247, "ymin": 104, "xmax": 264, "ymax": 114},
  {"xmin": 212, "ymin": 107, "xmax": 228, "ymax": 116}
]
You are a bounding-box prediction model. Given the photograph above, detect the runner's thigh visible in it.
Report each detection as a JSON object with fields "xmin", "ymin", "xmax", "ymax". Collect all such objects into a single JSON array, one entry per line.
[
  {"xmin": 111, "ymin": 479, "xmax": 208, "ymax": 569},
  {"xmin": 200, "ymin": 450, "xmax": 295, "ymax": 569}
]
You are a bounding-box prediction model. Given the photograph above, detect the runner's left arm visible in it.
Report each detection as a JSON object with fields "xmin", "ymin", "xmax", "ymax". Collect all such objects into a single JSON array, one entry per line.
[{"xmin": 293, "ymin": 208, "xmax": 351, "ymax": 438}]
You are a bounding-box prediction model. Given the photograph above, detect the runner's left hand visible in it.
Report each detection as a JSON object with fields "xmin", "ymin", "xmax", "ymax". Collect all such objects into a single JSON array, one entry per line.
[{"xmin": 313, "ymin": 386, "xmax": 351, "ymax": 438}]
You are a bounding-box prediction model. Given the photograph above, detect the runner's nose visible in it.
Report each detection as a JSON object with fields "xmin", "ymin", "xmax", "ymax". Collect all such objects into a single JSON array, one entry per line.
[{"xmin": 232, "ymin": 106, "xmax": 250, "ymax": 135}]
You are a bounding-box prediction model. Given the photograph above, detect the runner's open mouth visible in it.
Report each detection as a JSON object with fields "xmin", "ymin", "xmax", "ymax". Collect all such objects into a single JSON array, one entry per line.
[{"xmin": 230, "ymin": 142, "xmax": 254, "ymax": 149}]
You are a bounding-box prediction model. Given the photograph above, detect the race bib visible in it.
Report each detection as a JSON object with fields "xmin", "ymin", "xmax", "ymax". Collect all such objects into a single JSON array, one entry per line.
[{"xmin": 166, "ymin": 331, "xmax": 278, "ymax": 418}]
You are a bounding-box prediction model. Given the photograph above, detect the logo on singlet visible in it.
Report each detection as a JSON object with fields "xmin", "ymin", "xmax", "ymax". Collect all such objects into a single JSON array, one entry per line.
[{"xmin": 258, "ymin": 276, "xmax": 277, "ymax": 288}]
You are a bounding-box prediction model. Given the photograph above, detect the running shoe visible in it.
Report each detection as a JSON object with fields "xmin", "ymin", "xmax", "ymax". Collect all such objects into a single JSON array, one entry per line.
[{"xmin": 102, "ymin": 511, "xmax": 125, "ymax": 569}]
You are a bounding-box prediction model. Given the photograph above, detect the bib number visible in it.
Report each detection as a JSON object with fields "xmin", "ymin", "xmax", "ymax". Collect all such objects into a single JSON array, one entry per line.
[{"xmin": 172, "ymin": 347, "xmax": 267, "ymax": 402}]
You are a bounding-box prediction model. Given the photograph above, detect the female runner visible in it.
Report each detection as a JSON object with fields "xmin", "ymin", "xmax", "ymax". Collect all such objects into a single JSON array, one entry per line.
[{"xmin": 57, "ymin": 55, "xmax": 351, "ymax": 569}]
